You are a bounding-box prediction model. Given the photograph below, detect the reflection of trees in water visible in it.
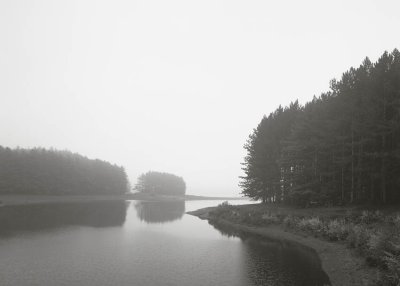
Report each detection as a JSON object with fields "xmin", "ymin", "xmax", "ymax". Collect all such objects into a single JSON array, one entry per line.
[
  {"xmin": 209, "ymin": 220, "xmax": 331, "ymax": 286},
  {"xmin": 0, "ymin": 201, "xmax": 128, "ymax": 237},
  {"xmin": 134, "ymin": 201, "xmax": 185, "ymax": 224}
]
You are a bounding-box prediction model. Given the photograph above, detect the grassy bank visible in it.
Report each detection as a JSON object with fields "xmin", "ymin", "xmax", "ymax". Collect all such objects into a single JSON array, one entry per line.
[{"xmin": 189, "ymin": 203, "xmax": 400, "ymax": 286}]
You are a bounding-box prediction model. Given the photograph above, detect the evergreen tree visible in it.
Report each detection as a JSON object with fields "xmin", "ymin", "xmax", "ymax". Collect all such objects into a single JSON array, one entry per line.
[{"xmin": 241, "ymin": 49, "xmax": 400, "ymax": 206}]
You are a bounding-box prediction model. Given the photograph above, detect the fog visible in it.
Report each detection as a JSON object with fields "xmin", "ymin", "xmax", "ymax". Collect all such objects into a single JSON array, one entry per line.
[{"xmin": 1, "ymin": 0, "xmax": 399, "ymax": 196}]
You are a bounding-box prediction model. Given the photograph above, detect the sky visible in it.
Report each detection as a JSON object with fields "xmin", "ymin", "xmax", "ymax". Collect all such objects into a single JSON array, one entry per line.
[{"xmin": 1, "ymin": 0, "xmax": 399, "ymax": 196}]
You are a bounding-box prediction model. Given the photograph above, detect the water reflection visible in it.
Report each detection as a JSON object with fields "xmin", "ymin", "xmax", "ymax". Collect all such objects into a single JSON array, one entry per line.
[
  {"xmin": 209, "ymin": 220, "xmax": 331, "ymax": 286},
  {"xmin": 134, "ymin": 201, "xmax": 185, "ymax": 223},
  {"xmin": 0, "ymin": 200, "xmax": 333, "ymax": 286},
  {"xmin": 0, "ymin": 201, "xmax": 128, "ymax": 237}
]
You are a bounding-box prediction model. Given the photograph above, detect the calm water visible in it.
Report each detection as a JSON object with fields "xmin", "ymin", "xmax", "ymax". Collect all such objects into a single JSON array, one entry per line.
[{"xmin": 0, "ymin": 200, "xmax": 330, "ymax": 286}]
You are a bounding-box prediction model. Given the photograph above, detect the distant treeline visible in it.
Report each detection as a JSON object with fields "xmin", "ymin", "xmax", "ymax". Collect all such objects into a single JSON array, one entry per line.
[
  {"xmin": 241, "ymin": 49, "xmax": 400, "ymax": 206},
  {"xmin": 135, "ymin": 171, "xmax": 186, "ymax": 195},
  {"xmin": 0, "ymin": 146, "xmax": 129, "ymax": 195}
]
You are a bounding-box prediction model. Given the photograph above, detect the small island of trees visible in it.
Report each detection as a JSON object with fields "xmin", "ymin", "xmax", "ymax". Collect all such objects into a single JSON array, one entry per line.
[{"xmin": 134, "ymin": 171, "xmax": 186, "ymax": 196}]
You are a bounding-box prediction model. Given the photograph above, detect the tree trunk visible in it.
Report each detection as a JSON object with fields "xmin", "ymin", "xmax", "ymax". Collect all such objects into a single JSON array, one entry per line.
[
  {"xmin": 351, "ymin": 126, "xmax": 355, "ymax": 203},
  {"xmin": 381, "ymin": 86, "xmax": 387, "ymax": 204},
  {"xmin": 341, "ymin": 140, "xmax": 345, "ymax": 203},
  {"xmin": 356, "ymin": 141, "xmax": 363, "ymax": 201},
  {"xmin": 381, "ymin": 135, "xmax": 386, "ymax": 203}
]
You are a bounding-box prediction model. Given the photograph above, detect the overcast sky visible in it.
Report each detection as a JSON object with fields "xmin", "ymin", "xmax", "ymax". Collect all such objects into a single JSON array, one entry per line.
[{"xmin": 1, "ymin": 0, "xmax": 399, "ymax": 196}]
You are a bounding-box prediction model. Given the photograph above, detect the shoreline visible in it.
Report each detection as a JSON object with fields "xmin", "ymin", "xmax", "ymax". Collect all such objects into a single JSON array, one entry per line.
[
  {"xmin": 188, "ymin": 207, "xmax": 377, "ymax": 286},
  {"xmin": 0, "ymin": 194, "xmax": 246, "ymax": 206}
]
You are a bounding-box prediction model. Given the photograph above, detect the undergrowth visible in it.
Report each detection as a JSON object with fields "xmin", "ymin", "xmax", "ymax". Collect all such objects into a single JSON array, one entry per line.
[{"xmin": 210, "ymin": 204, "xmax": 400, "ymax": 285}]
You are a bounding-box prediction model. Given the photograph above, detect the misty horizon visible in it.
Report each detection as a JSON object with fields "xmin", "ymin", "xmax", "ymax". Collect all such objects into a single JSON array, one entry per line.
[{"xmin": 1, "ymin": 0, "xmax": 399, "ymax": 197}]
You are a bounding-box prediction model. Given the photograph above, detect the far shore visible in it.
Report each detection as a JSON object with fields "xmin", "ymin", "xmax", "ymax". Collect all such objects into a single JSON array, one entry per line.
[
  {"xmin": 0, "ymin": 193, "xmax": 246, "ymax": 206},
  {"xmin": 188, "ymin": 206, "xmax": 377, "ymax": 286}
]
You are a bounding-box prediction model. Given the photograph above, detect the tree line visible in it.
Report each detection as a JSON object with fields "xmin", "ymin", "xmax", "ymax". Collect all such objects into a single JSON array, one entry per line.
[
  {"xmin": 0, "ymin": 146, "xmax": 129, "ymax": 195},
  {"xmin": 134, "ymin": 171, "xmax": 186, "ymax": 196},
  {"xmin": 240, "ymin": 49, "xmax": 400, "ymax": 206}
]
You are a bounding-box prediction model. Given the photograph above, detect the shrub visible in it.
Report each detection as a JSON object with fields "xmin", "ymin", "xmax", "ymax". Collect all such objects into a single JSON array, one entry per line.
[
  {"xmin": 326, "ymin": 219, "xmax": 349, "ymax": 241},
  {"xmin": 360, "ymin": 210, "xmax": 384, "ymax": 224},
  {"xmin": 366, "ymin": 231, "xmax": 389, "ymax": 266},
  {"xmin": 392, "ymin": 214, "xmax": 400, "ymax": 228},
  {"xmin": 297, "ymin": 217, "xmax": 324, "ymax": 233},
  {"xmin": 210, "ymin": 201, "xmax": 233, "ymax": 217},
  {"xmin": 261, "ymin": 213, "xmax": 280, "ymax": 224},
  {"xmin": 218, "ymin": 201, "xmax": 230, "ymax": 208},
  {"xmin": 380, "ymin": 250, "xmax": 400, "ymax": 286},
  {"xmin": 283, "ymin": 215, "xmax": 299, "ymax": 228},
  {"xmin": 348, "ymin": 224, "xmax": 370, "ymax": 251},
  {"xmin": 237, "ymin": 211, "xmax": 259, "ymax": 225}
]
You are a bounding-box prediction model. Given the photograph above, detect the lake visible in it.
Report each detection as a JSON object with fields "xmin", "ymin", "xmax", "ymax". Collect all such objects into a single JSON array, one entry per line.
[{"xmin": 0, "ymin": 200, "xmax": 330, "ymax": 286}]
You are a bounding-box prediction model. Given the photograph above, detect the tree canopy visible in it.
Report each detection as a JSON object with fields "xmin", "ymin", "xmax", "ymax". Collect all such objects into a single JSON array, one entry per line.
[
  {"xmin": 0, "ymin": 146, "xmax": 129, "ymax": 195},
  {"xmin": 134, "ymin": 171, "xmax": 186, "ymax": 196},
  {"xmin": 240, "ymin": 49, "xmax": 400, "ymax": 206}
]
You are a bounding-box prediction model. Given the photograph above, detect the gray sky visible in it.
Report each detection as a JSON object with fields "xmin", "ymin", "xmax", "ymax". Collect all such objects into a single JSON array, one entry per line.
[{"xmin": 1, "ymin": 0, "xmax": 399, "ymax": 196}]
